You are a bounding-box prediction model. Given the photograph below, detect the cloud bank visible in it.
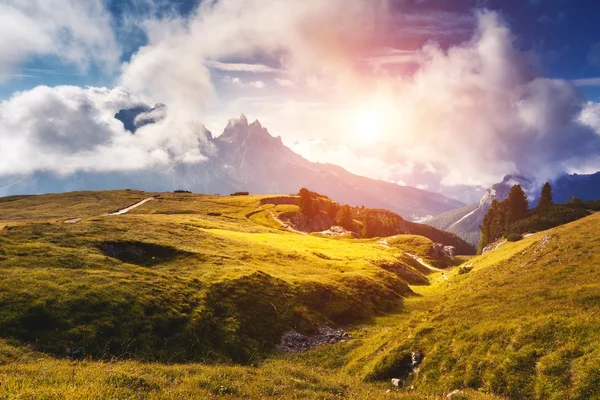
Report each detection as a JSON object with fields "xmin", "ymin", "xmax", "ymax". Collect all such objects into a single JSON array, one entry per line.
[
  {"xmin": 0, "ymin": 0, "xmax": 120, "ymax": 81},
  {"xmin": 0, "ymin": 1, "xmax": 599, "ymax": 193}
]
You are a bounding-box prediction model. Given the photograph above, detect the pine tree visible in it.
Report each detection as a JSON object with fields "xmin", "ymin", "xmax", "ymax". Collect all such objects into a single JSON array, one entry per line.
[
  {"xmin": 507, "ymin": 185, "xmax": 529, "ymax": 221},
  {"xmin": 298, "ymin": 188, "xmax": 314, "ymax": 218},
  {"xmin": 336, "ymin": 205, "xmax": 353, "ymax": 231},
  {"xmin": 537, "ymin": 182, "xmax": 553, "ymax": 212}
]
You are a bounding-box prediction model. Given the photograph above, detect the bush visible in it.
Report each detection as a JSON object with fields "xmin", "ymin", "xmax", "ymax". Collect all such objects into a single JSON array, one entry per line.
[
  {"xmin": 506, "ymin": 233, "xmax": 523, "ymax": 242},
  {"xmin": 230, "ymin": 192, "xmax": 250, "ymax": 196}
]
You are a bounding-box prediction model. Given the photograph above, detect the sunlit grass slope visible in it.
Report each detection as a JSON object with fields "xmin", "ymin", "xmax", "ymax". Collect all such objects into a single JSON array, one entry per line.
[
  {"xmin": 332, "ymin": 213, "xmax": 600, "ymax": 399},
  {"xmin": 0, "ymin": 338, "xmax": 505, "ymax": 400},
  {"xmin": 0, "ymin": 191, "xmax": 425, "ymax": 363}
]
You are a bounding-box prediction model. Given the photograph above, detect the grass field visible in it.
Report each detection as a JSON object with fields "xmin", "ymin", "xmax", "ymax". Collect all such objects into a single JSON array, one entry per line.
[{"xmin": 0, "ymin": 190, "xmax": 598, "ymax": 399}]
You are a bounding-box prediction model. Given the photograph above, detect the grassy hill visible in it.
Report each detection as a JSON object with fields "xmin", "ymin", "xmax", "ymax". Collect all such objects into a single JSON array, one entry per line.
[
  {"xmin": 330, "ymin": 213, "xmax": 600, "ymax": 399},
  {"xmin": 0, "ymin": 190, "xmax": 443, "ymax": 363},
  {"xmin": 0, "ymin": 190, "xmax": 598, "ymax": 399}
]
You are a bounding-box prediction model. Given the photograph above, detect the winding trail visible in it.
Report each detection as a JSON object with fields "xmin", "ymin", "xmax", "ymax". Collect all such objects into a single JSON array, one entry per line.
[
  {"xmin": 267, "ymin": 210, "xmax": 308, "ymax": 235},
  {"xmin": 405, "ymin": 253, "xmax": 447, "ymax": 273},
  {"xmin": 107, "ymin": 197, "xmax": 156, "ymax": 216},
  {"xmin": 378, "ymin": 237, "xmax": 448, "ymax": 275}
]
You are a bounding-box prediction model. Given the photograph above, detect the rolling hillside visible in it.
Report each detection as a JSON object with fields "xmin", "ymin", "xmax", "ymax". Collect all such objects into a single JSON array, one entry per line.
[
  {"xmin": 0, "ymin": 190, "xmax": 463, "ymax": 364},
  {"xmin": 0, "ymin": 191, "xmax": 598, "ymax": 399}
]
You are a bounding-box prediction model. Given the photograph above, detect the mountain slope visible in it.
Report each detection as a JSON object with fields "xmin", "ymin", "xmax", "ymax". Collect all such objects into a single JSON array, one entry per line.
[
  {"xmin": 344, "ymin": 212, "xmax": 600, "ymax": 399},
  {"xmin": 0, "ymin": 114, "xmax": 464, "ymax": 220}
]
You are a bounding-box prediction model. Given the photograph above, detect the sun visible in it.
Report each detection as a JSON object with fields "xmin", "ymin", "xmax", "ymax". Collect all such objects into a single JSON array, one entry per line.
[{"xmin": 352, "ymin": 107, "xmax": 384, "ymax": 143}]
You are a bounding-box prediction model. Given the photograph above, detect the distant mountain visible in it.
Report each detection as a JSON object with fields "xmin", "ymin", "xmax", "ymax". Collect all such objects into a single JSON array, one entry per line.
[
  {"xmin": 427, "ymin": 172, "xmax": 600, "ymax": 245},
  {"xmin": 0, "ymin": 114, "xmax": 464, "ymax": 220},
  {"xmin": 114, "ymin": 103, "xmax": 167, "ymax": 133}
]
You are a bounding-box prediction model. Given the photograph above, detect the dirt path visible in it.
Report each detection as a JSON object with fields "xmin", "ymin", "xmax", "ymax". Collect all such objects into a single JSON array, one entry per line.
[
  {"xmin": 378, "ymin": 239, "xmax": 391, "ymax": 248},
  {"xmin": 107, "ymin": 197, "xmax": 156, "ymax": 216},
  {"xmin": 405, "ymin": 253, "xmax": 448, "ymax": 273},
  {"xmin": 267, "ymin": 210, "xmax": 308, "ymax": 235}
]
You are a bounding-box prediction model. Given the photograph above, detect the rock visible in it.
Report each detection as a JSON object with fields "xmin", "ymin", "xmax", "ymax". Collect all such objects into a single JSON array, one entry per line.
[
  {"xmin": 446, "ymin": 389, "xmax": 465, "ymax": 398},
  {"xmin": 428, "ymin": 243, "xmax": 456, "ymax": 259},
  {"xmin": 391, "ymin": 378, "xmax": 401, "ymax": 387},
  {"xmin": 457, "ymin": 263, "xmax": 474, "ymax": 275},
  {"xmin": 482, "ymin": 239, "xmax": 507, "ymax": 254},
  {"xmin": 277, "ymin": 326, "xmax": 350, "ymax": 353}
]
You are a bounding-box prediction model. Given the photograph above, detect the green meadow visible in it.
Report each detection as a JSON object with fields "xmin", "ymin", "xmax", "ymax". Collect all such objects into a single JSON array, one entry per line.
[{"xmin": 0, "ymin": 191, "xmax": 598, "ymax": 399}]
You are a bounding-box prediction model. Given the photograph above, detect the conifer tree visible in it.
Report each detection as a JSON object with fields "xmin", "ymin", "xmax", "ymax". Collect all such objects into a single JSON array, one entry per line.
[
  {"xmin": 507, "ymin": 185, "xmax": 529, "ymax": 221},
  {"xmin": 537, "ymin": 182, "xmax": 553, "ymax": 212}
]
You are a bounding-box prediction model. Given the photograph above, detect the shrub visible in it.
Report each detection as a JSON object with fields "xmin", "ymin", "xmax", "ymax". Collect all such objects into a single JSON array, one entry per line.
[
  {"xmin": 230, "ymin": 192, "xmax": 250, "ymax": 196},
  {"xmin": 506, "ymin": 233, "xmax": 523, "ymax": 242}
]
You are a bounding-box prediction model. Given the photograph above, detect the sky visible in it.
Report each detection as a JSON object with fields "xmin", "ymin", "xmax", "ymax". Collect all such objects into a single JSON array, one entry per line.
[{"xmin": 1, "ymin": 0, "xmax": 600, "ymax": 201}]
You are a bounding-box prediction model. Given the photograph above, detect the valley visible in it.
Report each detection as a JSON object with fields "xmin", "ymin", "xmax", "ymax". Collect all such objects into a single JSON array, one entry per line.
[{"xmin": 0, "ymin": 190, "xmax": 598, "ymax": 399}]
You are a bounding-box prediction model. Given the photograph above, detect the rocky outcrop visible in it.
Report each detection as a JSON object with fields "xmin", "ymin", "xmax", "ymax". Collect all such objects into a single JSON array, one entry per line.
[
  {"xmin": 428, "ymin": 243, "xmax": 456, "ymax": 259},
  {"xmin": 287, "ymin": 213, "xmax": 332, "ymax": 232},
  {"xmin": 277, "ymin": 326, "xmax": 350, "ymax": 353}
]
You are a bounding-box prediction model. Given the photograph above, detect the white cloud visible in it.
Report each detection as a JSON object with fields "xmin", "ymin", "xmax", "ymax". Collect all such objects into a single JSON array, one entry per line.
[
  {"xmin": 275, "ymin": 78, "xmax": 296, "ymax": 87},
  {"xmin": 579, "ymin": 102, "xmax": 600, "ymax": 134},
  {"xmin": 0, "ymin": 86, "xmax": 213, "ymax": 176},
  {"xmin": 222, "ymin": 10, "xmax": 600, "ymax": 188},
  {"xmin": 0, "ymin": 0, "xmax": 120, "ymax": 82},
  {"xmin": 248, "ymin": 80, "xmax": 266, "ymax": 89},
  {"xmin": 222, "ymin": 76, "xmax": 266, "ymax": 89},
  {"xmin": 571, "ymin": 77, "xmax": 600, "ymax": 87},
  {"xmin": 206, "ymin": 61, "xmax": 279, "ymax": 73}
]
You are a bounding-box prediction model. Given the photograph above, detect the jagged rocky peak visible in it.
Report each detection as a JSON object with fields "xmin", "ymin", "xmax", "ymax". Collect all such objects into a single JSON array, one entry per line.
[
  {"xmin": 478, "ymin": 174, "xmax": 534, "ymax": 208},
  {"xmin": 219, "ymin": 114, "xmax": 281, "ymax": 147}
]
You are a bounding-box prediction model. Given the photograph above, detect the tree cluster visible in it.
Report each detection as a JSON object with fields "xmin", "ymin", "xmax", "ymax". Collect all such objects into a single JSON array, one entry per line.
[
  {"xmin": 478, "ymin": 185, "xmax": 529, "ymax": 253},
  {"xmin": 479, "ymin": 182, "xmax": 600, "ymax": 253}
]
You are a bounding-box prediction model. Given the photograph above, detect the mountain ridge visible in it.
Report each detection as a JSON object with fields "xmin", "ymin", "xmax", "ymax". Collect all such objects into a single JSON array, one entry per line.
[{"xmin": 0, "ymin": 112, "xmax": 464, "ymax": 220}]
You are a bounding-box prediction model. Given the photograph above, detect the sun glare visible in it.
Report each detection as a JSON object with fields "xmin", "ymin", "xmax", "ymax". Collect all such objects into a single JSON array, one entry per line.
[{"xmin": 352, "ymin": 107, "xmax": 385, "ymax": 143}]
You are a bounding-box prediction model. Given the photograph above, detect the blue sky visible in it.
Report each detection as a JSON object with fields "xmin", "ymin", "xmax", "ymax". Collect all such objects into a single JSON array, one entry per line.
[
  {"xmin": 2, "ymin": 0, "xmax": 599, "ymax": 100},
  {"xmin": 1, "ymin": 0, "xmax": 600, "ymax": 199}
]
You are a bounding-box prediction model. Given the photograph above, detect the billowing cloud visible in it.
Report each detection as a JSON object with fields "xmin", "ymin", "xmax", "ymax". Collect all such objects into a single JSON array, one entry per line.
[
  {"xmin": 1, "ymin": 1, "xmax": 600, "ymax": 196},
  {"xmin": 0, "ymin": 86, "xmax": 213, "ymax": 175},
  {"xmin": 119, "ymin": 0, "xmax": 388, "ymax": 110},
  {"xmin": 223, "ymin": 10, "xmax": 600, "ymax": 189},
  {"xmin": 0, "ymin": 0, "xmax": 120, "ymax": 82}
]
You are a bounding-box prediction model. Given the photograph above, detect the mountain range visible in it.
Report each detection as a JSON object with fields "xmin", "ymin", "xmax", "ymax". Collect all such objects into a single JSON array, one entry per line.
[{"xmin": 0, "ymin": 111, "xmax": 463, "ymax": 220}]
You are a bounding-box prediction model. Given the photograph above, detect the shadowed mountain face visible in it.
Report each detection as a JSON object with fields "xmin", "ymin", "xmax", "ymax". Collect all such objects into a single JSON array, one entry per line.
[
  {"xmin": 428, "ymin": 173, "xmax": 600, "ymax": 245},
  {"xmin": 0, "ymin": 113, "xmax": 464, "ymax": 220},
  {"xmin": 114, "ymin": 103, "xmax": 167, "ymax": 133}
]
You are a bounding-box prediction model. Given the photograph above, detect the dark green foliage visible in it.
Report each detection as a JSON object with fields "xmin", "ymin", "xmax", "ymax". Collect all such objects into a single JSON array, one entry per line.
[
  {"xmin": 326, "ymin": 201, "xmax": 340, "ymax": 219},
  {"xmin": 479, "ymin": 185, "xmax": 530, "ymax": 252},
  {"xmin": 506, "ymin": 233, "xmax": 523, "ymax": 242},
  {"xmin": 511, "ymin": 205, "xmax": 589, "ymax": 234},
  {"xmin": 230, "ymin": 192, "xmax": 250, "ymax": 196},
  {"xmin": 296, "ymin": 187, "xmax": 475, "ymax": 255},
  {"xmin": 479, "ymin": 183, "xmax": 599, "ymax": 252},
  {"xmin": 356, "ymin": 208, "xmax": 404, "ymax": 238},
  {"xmin": 537, "ymin": 182, "xmax": 553, "ymax": 212},
  {"xmin": 335, "ymin": 205, "xmax": 353, "ymax": 230},
  {"xmin": 508, "ymin": 185, "xmax": 529, "ymax": 220},
  {"xmin": 298, "ymin": 188, "xmax": 316, "ymax": 218}
]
